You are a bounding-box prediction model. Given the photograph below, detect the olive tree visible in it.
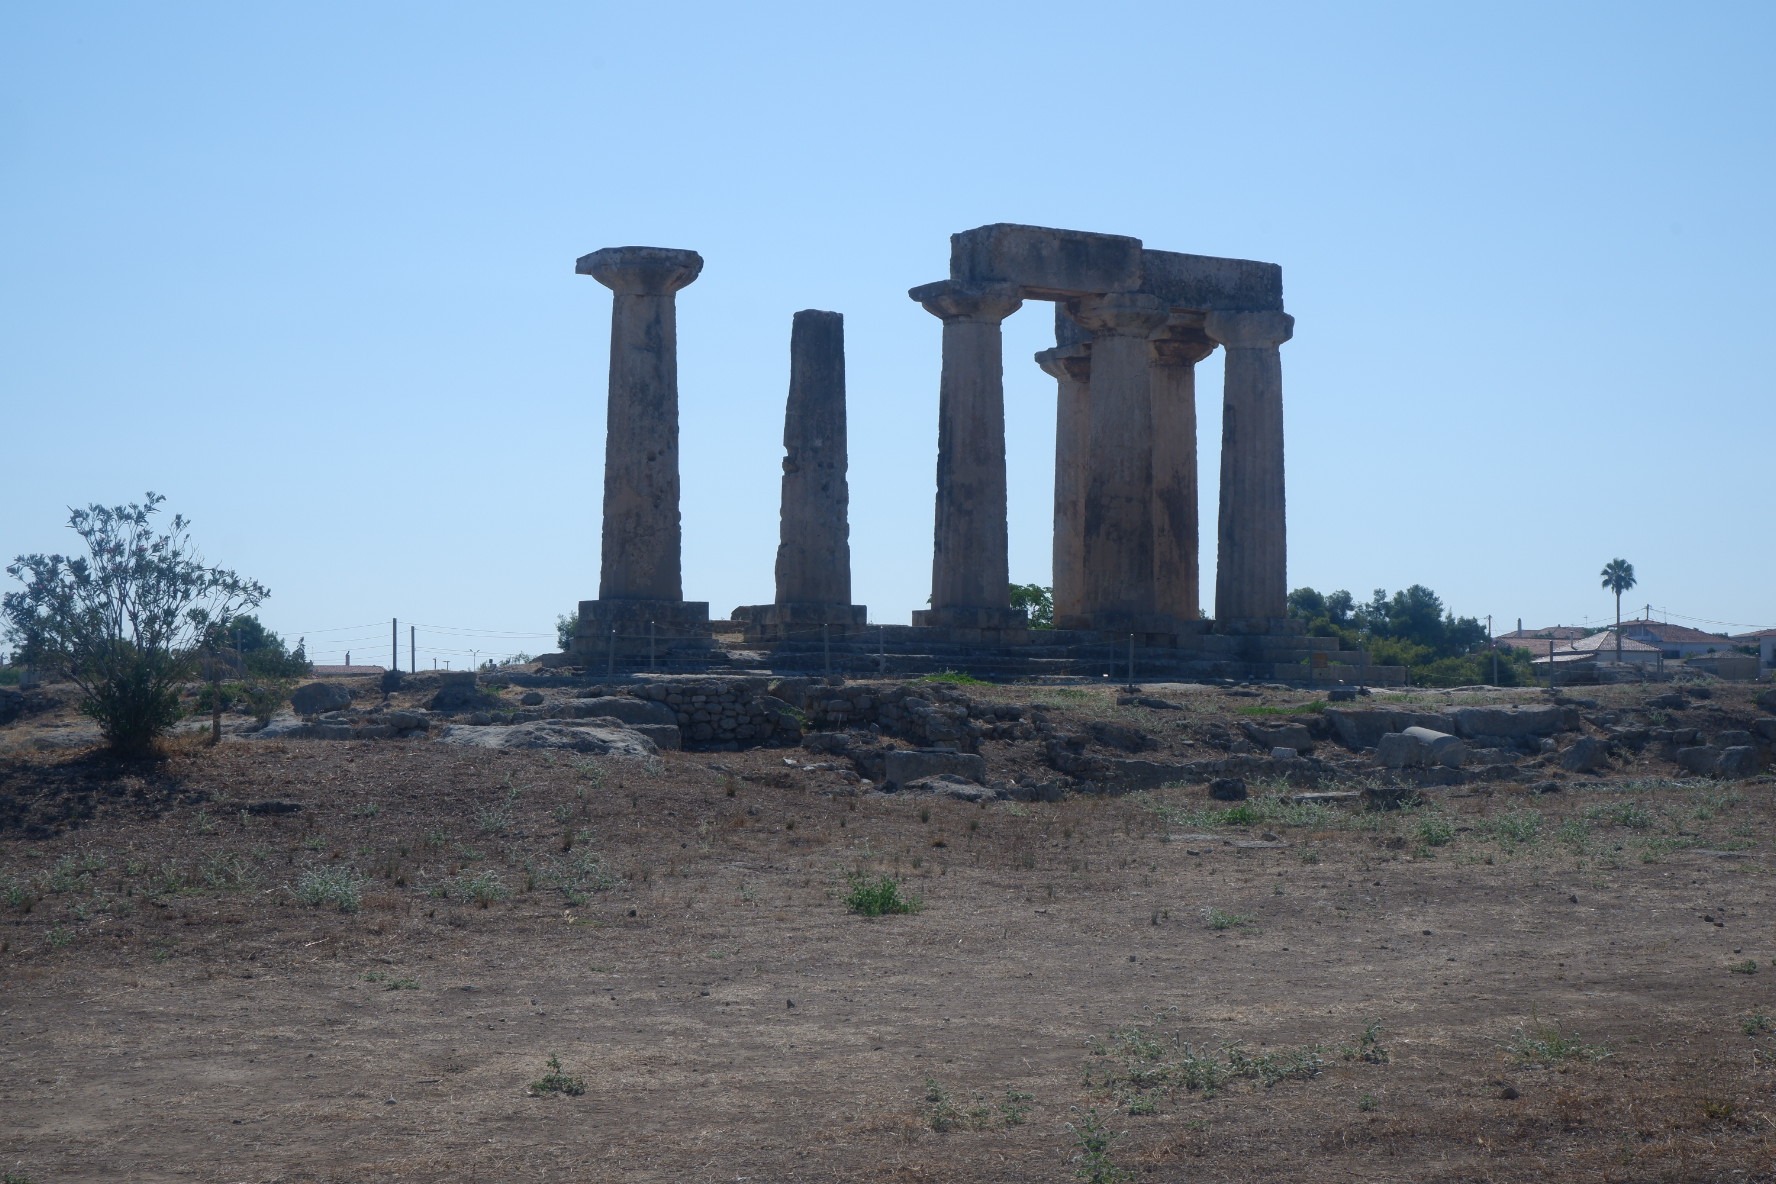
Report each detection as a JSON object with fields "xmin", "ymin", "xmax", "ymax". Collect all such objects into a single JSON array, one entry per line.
[{"xmin": 3, "ymin": 493, "xmax": 267, "ymax": 754}]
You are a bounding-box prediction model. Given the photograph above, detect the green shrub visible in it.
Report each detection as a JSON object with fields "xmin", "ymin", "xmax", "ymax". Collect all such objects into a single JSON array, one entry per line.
[{"xmin": 844, "ymin": 873, "xmax": 919, "ymax": 916}]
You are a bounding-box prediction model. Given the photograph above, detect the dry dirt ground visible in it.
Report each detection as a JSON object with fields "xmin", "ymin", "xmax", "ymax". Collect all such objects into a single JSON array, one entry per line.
[{"xmin": 2, "ymin": 678, "xmax": 1774, "ymax": 1183}]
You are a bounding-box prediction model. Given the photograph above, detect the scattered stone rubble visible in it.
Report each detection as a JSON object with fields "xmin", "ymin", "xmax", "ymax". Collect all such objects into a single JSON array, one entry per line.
[{"xmin": 232, "ymin": 670, "xmax": 1776, "ymax": 797}]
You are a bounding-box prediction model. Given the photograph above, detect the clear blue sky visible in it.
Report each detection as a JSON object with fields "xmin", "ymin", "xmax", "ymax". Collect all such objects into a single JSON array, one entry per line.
[{"xmin": 5, "ymin": 2, "xmax": 1772, "ymax": 665}]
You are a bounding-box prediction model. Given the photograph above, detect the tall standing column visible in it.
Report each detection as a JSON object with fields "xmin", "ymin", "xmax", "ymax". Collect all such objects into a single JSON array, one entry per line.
[
  {"xmin": 1149, "ymin": 317, "xmax": 1216, "ymax": 623},
  {"xmin": 1205, "ymin": 310, "xmax": 1294, "ymax": 625},
  {"xmin": 1069, "ymin": 292, "xmax": 1169, "ymax": 623},
  {"xmin": 774, "ymin": 310, "xmax": 852, "ymax": 607},
  {"xmin": 569, "ymin": 245, "xmax": 711, "ymax": 662},
  {"xmin": 579, "ymin": 245, "xmax": 703, "ymax": 601},
  {"xmin": 908, "ymin": 280, "xmax": 1025, "ymax": 631},
  {"xmin": 1035, "ymin": 343, "xmax": 1091, "ymax": 627},
  {"xmin": 733, "ymin": 310, "xmax": 867, "ymax": 640}
]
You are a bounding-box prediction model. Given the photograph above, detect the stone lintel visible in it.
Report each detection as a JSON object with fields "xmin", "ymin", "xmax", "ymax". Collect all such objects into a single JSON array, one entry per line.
[
  {"xmin": 1139, "ymin": 249, "xmax": 1283, "ymax": 312},
  {"xmin": 950, "ymin": 223, "xmax": 1144, "ymax": 300}
]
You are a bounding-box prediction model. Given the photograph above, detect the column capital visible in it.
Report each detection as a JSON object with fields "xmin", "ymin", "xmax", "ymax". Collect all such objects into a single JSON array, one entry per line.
[
  {"xmin": 577, "ymin": 246, "xmax": 704, "ymax": 295},
  {"xmin": 1034, "ymin": 344, "xmax": 1091, "ymax": 383},
  {"xmin": 909, "ymin": 280, "xmax": 1023, "ymax": 325},
  {"xmin": 1151, "ymin": 315, "xmax": 1216, "ymax": 367},
  {"xmin": 1066, "ymin": 292, "xmax": 1169, "ymax": 338},
  {"xmin": 1204, "ymin": 309, "xmax": 1294, "ymax": 349}
]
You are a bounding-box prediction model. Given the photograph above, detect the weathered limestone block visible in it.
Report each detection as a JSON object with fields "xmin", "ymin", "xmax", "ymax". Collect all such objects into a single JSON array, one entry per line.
[
  {"xmin": 1717, "ymin": 746, "xmax": 1763, "ymax": 779},
  {"xmin": 290, "ymin": 682, "xmax": 353, "ymax": 715},
  {"xmin": 567, "ymin": 697, "xmax": 678, "ymax": 727},
  {"xmin": 1242, "ymin": 721, "xmax": 1314, "ymax": 755},
  {"xmin": 949, "ymin": 223, "xmax": 1142, "ymax": 298},
  {"xmin": 1442, "ymin": 705, "xmax": 1579, "ymax": 740},
  {"xmin": 883, "ymin": 748, "xmax": 987, "ymax": 789},
  {"xmin": 1139, "ymin": 249, "xmax": 1284, "ymax": 312},
  {"xmin": 1324, "ymin": 707, "xmax": 1450, "ymax": 750},
  {"xmin": 1560, "ymin": 737, "xmax": 1611, "ymax": 772},
  {"xmin": 1676, "ymin": 745, "xmax": 1722, "ymax": 774}
]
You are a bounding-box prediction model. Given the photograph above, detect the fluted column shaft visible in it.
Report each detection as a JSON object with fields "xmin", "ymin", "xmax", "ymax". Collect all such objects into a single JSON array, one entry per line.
[
  {"xmin": 1150, "ymin": 321, "xmax": 1216, "ymax": 623},
  {"xmin": 579, "ymin": 246, "xmax": 703, "ymax": 602},
  {"xmin": 1071, "ymin": 293, "xmax": 1169, "ymax": 619},
  {"xmin": 1206, "ymin": 310, "xmax": 1294, "ymax": 623},
  {"xmin": 1036, "ymin": 344, "xmax": 1091, "ymax": 624},
  {"xmin": 910, "ymin": 281, "xmax": 1023, "ymax": 619}
]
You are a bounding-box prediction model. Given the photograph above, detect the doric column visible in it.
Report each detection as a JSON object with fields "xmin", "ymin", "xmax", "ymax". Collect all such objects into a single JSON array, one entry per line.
[
  {"xmin": 1069, "ymin": 292, "xmax": 1169, "ymax": 621},
  {"xmin": 1205, "ymin": 309, "xmax": 1294, "ymax": 624},
  {"xmin": 1149, "ymin": 316, "xmax": 1216, "ymax": 623},
  {"xmin": 908, "ymin": 280, "xmax": 1025, "ymax": 629},
  {"xmin": 578, "ymin": 245, "xmax": 703, "ymax": 602},
  {"xmin": 1035, "ymin": 344, "xmax": 1091, "ymax": 626}
]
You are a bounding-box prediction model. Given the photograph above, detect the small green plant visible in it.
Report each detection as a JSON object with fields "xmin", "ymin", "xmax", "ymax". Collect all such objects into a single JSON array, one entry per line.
[
  {"xmin": 923, "ymin": 1078, "xmax": 960, "ymax": 1132},
  {"xmin": 294, "ymin": 867, "xmax": 363, "ymax": 913},
  {"xmin": 1343, "ymin": 1021, "xmax": 1389, "ymax": 1064},
  {"xmin": 1357, "ymin": 1093, "xmax": 1378, "ymax": 1111},
  {"xmin": 457, "ymin": 870, "xmax": 509, "ymax": 907},
  {"xmin": 1728, "ymin": 959, "xmax": 1759, "ymax": 975},
  {"xmin": 4, "ymin": 1172, "xmax": 38, "ymax": 1184},
  {"xmin": 920, "ymin": 669, "xmax": 988, "ymax": 686},
  {"xmin": 1508, "ymin": 1020, "xmax": 1611, "ymax": 1065},
  {"xmin": 1741, "ymin": 1013, "xmax": 1772, "ymax": 1036},
  {"xmin": 46, "ymin": 926, "xmax": 73, "ymax": 950},
  {"xmin": 1000, "ymin": 1089, "xmax": 1034, "ymax": 1125},
  {"xmin": 1415, "ymin": 814, "xmax": 1455, "ymax": 848},
  {"xmin": 845, "ymin": 873, "xmax": 919, "ymax": 916},
  {"xmin": 1201, "ymin": 907, "xmax": 1254, "ymax": 931},
  {"xmin": 528, "ymin": 1053, "xmax": 585, "ymax": 1097},
  {"xmin": 1067, "ymin": 1108, "xmax": 1126, "ymax": 1184},
  {"xmin": 362, "ymin": 971, "xmax": 418, "ymax": 990},
  {"xmin": 350, "ymin": 801, "xmax": 380, "ymax": 819},
  {"xmin": 1486, "ymin": 808, "xmax": 1544, "ymax": 848},
  {"xmin": 1235, "ymin": 701, "xmax": 1326, "ymax": 716},
  {"xmin": 476, "ymin": 786, "xmax": 520, "ymax": 835}
]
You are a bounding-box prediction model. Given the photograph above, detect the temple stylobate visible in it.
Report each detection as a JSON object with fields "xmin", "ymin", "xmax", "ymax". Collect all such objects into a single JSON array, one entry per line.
[{"xmin": 909, "ymin": 223, "xmax": 1294, "ymax": 641}]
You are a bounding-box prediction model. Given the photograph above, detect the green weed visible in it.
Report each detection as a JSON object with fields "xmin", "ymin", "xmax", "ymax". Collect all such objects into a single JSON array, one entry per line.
[
  {"xmin": 528, "ymin": 1053, "xmax": 585, "ymax": 1097},
  {"xmin": 1201, "ymin": 907, "xmax": 1254, "ymax": 931},
  {"xmin": 1508, "ymin": 1020, "xmax": 1610, "ymax": 1065},
  {"xmin": 1729, "ymin": 959, "xmax": 1758, "ymax": 975},
  {"xmin": 845, "ymin": 874, "xmax": 920, "ymax": 916},
  {"xmin": 1067, "ymin": 1108, "xmax": 1127, "ymax": 1184},
  {"xmin": 293, "ymin": 867, "xmax": 363, "ymax": 913}
]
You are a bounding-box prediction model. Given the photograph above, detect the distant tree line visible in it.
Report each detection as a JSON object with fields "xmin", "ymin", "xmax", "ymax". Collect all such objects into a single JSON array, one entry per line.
[{"xmin": 1287, "ymin": 584, "xmax": 1535, "ymax": 687}]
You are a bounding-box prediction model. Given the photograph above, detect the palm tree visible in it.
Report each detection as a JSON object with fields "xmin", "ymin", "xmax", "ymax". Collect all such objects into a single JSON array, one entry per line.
[{"xmin": 1600, "ymin": 558, "xmax": 1637, "ymax": 666}]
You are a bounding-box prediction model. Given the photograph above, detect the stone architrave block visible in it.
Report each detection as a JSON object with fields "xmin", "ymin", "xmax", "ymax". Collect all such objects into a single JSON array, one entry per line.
[
  {"xmin": 949, "ymin": 223, "xmax": 1143, "ymax": 298},
  {"xmin": 1442, "ymin": 705, "xmax": 1578, "ymax": 741},
  {"xmin": 883, "ymin": 748, "xmax": 987, "ymax": 790},
  {"xmin": 1139, "ymin": 249, "xmax": 1284, "ymax": 312}
]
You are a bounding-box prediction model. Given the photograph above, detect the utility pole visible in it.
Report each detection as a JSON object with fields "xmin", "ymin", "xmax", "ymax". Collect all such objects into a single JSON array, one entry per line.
[
  {"xmin": 410, "ymin": 625, "xmax": 416, "ymax": 673},
  {"xmin": 1489, "ymin": 615, "xmax": 1497, "ymax": 685},
  {"xmin": 392, "ymin": 618, "xmax": 398, "ymax": 675}
]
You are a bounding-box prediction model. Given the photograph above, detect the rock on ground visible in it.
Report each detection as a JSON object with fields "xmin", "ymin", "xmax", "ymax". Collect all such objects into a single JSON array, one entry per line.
[
  {"xmin": 290, "ymin": 682, "xmax": 353, "ymax": 715},
  {"xmin": 435, "ymin": 721, "xmax": 658, "ymax": 756},
  {"xmin": 883, "ymin": 749, "xmax": 986, "ymax": 789}
]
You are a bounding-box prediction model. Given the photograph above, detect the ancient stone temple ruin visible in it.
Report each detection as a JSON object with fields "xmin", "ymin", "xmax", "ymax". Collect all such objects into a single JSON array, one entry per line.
[{"xmin": 568, "ymin": 224, "xmax": 1390, "ymax": 683}]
